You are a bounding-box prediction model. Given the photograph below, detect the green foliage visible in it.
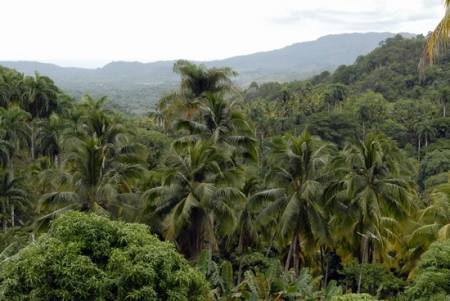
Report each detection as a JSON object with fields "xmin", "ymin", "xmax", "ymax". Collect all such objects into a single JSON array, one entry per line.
[
  {"xmin": 0, "ymin": 35, "xmax": 449, "ymax": 301},
  {"xmin": 331, "ymin": 294, "xmax": 377, "ymax": 301},
  {"xmin": 0, "ymin": 211, "xmax": 209, "ymax": 301},
  {"xmin": 340, "ymin": 262, "xmax": 405, "ymax": 298},
  {"xmin": 405, "ymin": 240, "xmax": 450, "ymax": 300}
]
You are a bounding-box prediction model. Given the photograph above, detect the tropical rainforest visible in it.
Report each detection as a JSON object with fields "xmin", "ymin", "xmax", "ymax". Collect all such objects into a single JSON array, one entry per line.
[{"xmin": 0, "ymin": 32, "xmax": 449, "ymax": 300}]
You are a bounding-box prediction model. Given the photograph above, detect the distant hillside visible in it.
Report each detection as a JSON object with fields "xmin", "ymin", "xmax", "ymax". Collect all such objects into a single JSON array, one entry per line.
[{"xmin": 0, "ymin": 32, "xmax": 414, "ymax": 113}]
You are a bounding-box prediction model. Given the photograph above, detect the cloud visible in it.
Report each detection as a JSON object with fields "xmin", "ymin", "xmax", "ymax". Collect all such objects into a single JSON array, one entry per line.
[{"xmin": 272, "ymin": 7, "xmax": 440, "ymax": 31}]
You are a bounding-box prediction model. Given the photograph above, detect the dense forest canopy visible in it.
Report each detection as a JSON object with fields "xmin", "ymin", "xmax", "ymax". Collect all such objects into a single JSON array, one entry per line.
[{"xmin": 0, "ymin": 34, "xmax": 449, "ymax": 300}]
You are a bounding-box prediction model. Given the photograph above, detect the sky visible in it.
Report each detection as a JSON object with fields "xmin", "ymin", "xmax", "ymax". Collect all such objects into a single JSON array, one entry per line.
[{"xmin": 0, "ymin": 0, "xmax": 445, "ymax": 68}]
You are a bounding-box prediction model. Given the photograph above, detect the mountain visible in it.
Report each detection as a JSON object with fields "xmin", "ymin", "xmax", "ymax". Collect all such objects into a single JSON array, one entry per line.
[{"xmin": 0, "ymin": 32, "xmax": 415, "ymax": 113}]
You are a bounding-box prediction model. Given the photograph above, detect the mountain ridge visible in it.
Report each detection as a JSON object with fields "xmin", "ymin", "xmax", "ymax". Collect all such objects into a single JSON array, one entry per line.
[{"xmin": 0, "ymin": 32, "xmax": 417, "ymax": 113}]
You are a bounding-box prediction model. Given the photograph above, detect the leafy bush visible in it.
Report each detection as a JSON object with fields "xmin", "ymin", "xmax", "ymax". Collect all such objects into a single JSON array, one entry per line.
[
  {"xmin": 405, "ymin": 240, "xmax": 450, "ymax": 300},
  {"xmin": 331, "ymin": 293, "xmax": 377, "ymax": 300},
  {"xmin": 0, "ymin": 211, "xmax": 209, "ymax": 301},
  {"xmin": 340, "ymin": 262, "xmax": 404, "ymax": 298}
]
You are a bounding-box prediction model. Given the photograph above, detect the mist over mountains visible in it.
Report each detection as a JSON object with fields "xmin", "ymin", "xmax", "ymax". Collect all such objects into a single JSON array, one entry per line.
[{"xmin": 0, "ymin": 32, "xmax": 414, "ymax": 113}]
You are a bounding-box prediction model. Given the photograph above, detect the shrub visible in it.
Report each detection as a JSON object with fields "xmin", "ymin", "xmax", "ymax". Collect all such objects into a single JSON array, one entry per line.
[
  {"xmin": 340, "ymin": 262, "xmax": 404, "ymax": 298},
  {"xmin": 405, "ymin": 240, "xmax": 450, "ymax": 300},
  {"xmin": 331, "ymin": 293, "xmax": 377, "ymax": 300},
  {"xmin": 0, "ymin": 211, "xmax": 209, "ymax": 301}
]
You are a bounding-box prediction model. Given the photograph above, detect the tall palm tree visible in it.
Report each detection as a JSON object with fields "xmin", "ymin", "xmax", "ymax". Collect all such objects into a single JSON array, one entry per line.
[
  {"xmin": 0, "ymin": 106, "xmax": 30, "ymax": 169},
  {"xmin": 41, "ymin": 132, "xmax": 145, "ymax": 214},
  {"xmin": 158, "ymin": 61, "xmax": 237, "ymax": 122},
  {"xmin": 420, "ymin": 0, "xmax": 450, "ymax": 67},
  {"xmin": 323, "ymin": 84, "xmax": 347, "ymax": 112},
  {"xmin": 174, "ymin": 92, "xmax": 257, "ymax": 160},
  {"xmin": 328, "ymin": 134, "xmax": 414, "ymax": 264},
  {"xmin": 36, "ymin": 113, "xmax": 71, "ymax": 166},
  {"xmin": 143, "ymin": 140, "xmax": 241, "ymax": 258},
  {"xmin": 433, "ymin": 86, "xmax": 450, "ymax": 117},
  {"xmin": 39, "ymin": 94, "xmax": 145, "ymax": 215},
  {"xmin": 0, "ymin": 69, "xmax": 24, "ymax": 108},
  {"xmin": 260, "ymin": 131, "xmax": 330, "ymax": 275},
  {"xmin": 0, "ymin": 170, "xmax": 28, "ymax": 232},
  {"xmin": 174, "ymin": 60, "xmax": 237, "ymax": 98},
  {"xmin": 21, "ymin": 72, "xmax": 60, "ymax": 118}
]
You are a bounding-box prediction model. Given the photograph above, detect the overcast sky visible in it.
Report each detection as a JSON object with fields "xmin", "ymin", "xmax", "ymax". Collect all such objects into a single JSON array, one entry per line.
[{"xmin": 0, "ymin": 0, "xmax": 445, "ymax": 68}]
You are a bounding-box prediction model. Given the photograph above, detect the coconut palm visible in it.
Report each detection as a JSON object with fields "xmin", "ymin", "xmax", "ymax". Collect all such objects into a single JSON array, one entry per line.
[
  {"xmin": 433, "ymin": 86, "xmax": 450, "ymax": 117},
  {"xmin": 36, "ymin": 113, "xmax": 71, "ymax": 165},
  {"xmin": 158, "ymin": 61, "xmax": 237, "ymax": 123},
  {"xmin": 41, "ymin": 132, "xmax": 144, "ymax": 213},
  {"xmin": 174, "ymin": 60, "xmax": 237, "ymax": 98},
  {"xmin": 21, "ymin": 72, "xmax": 60, "ymax": 118},
  {"xmin": 260, "ymin": 131, "xmax": 330, "ymax": 275},
  {"xmin": 329, "ymin": 134, "xmax": 414, "ymax": 264},
  {"xmin": 0, "ymin": 69, "xmax": 24, "ymax": 108},
  {"xmin": 174, "ymin": 92, "xmax": 257, "ymax": 160},
  {"xmin": 143, "ymin": 140, "xmax": 242, "ymax": 258},
  {"xmin": 0, "ymin": 106, "xmax": 30, "ymax": 166},
  {"xmin": 0, "ymin": 170, "xmax": 28, "ymax": 232},
  {"xmin": 420, "ymin": 0, "xmax": 450, "ymax": 67}
]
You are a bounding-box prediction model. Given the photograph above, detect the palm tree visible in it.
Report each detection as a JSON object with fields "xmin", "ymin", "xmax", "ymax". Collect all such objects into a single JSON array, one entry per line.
[
  {"xmin": 36, "ymin": 113, "xmax": 71, "ymax": 166},
  {"xmin": 143, "ymin": 140, "xmax": 241, "ymax": 258},
  {"xmin": 329, "ymin": 134, "xmax": 414, "ymax": 264},
  {"xmin": 158, "ymin": 61, "xmax": 237, "ymax": 122},
  {"xmin": 41, "ymin": 132, "xmax": 145, "ymax": 214},
  {"xmin": 433, "ymin": 86, "xmax": 450, "ymax": 117},
  {"xmin": 0, "ymin": 69, "xmax": 24, "ymax": 108},
  {"xmin": 416, "ymin": 121, "xmax": 437, "ymax": 152},
  {"xmin": 0, "ymin": 140, "xmax": 12, "ymax": 168},
  {"xmin": 0, "ymin": 106, "xmax": 30, "ymax": 169},
  {"xmin": 174, "ymin": 60, "xmax": 237, "ymax": 98},
  {"xmin": 21, "ymin": 72, "xmax": 60, "ymax": 118},
  {"xmin": 260, "ymin": 131, "xmax": 330, "ymax": 275},
  {"xmin": 0, "ymin": 170, "xmax": 28, "ymax": 232},
  {"xmin": 323, "ymin": 84, "xmax": 347, "ymax": 112},
  {"xmin": 174, "ymin": 92, "xmax": 257, "ymax": 160},
  {"xmin": 39, "ymin": 100, "xmax": 145, "ymax": 217},
  {"xmin": 420, "ymin": 0, "xmax": 450, "ymax": 67}
]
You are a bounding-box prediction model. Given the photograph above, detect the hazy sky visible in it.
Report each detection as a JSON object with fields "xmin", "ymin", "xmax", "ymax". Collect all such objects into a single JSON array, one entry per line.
[{"xmin": 0, "ymin": 0, "xmax": 445, "ymax": 68}]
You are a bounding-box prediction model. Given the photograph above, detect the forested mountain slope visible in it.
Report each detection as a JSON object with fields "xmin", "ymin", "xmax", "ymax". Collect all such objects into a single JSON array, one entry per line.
[
  {"xmin": 0, "ymin": 32, "xmax": 408, "ymax": 113},
  {"xmin": 0, "ymin": 34, "xmax": 449, "ymax": 301}
]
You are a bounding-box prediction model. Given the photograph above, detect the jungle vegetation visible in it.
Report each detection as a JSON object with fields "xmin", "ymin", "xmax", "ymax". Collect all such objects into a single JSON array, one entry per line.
[{"xmin": 0, "ymin": 34, "xmax": 449, "ymax": 300}]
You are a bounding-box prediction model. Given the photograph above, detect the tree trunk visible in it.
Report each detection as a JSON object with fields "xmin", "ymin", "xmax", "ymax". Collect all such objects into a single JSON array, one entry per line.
[
  {"xmin": 284, "ymin": 235, "xmax": 294, "ymax": 272},
  {"xmin": 2, "ymin": 200, "xmax": 6, "ymax": 233},
  {"xmin": 11, "ymin": 203, "xmax": 14, "ymax": 228},
  {"xmin": 417, "ymin": 137, "xmax": 421, "ymax": 161},
  {"xmin": 30, "ymin": 124, "xmax": 35, "ymax": 160},
  {"xmin": 443, "ymin": 102, "xmax": 447, "ymax": 117},
  {"xmin": 293, "ymin": 235, "xmax": 300, "ymax": 276},
  {"xmin": 358, "ymin": 235, "xmax": 370, "ymax": 293},
  {"xmin": 237, "ymin": 226, "xmax": 245, "ymax": 285},
  {"xmin": 320, "ymin": 246, "xmax": 330, "ymax": 288}
]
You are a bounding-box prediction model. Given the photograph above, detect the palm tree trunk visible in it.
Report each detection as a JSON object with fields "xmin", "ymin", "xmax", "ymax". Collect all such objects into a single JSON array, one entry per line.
[
  {"xmin": 284, "ymin": 235, "xmax": 294, "ymax": 272},
  {"xmin": 30, "ymin": 126, "xmax": 35, "ymax": 160},
  {"xmin": 293, "ymin": 235, "xmax": 300, "ymax": 276},
  {"xmin": 2, "ymin": 199, "xmax": 6, "ymax": 233},
  {"xmin": 320, "ymin": 246, "xmax": 330, "ymax": 288},
  {"xmin": 358, "ymin": 235, "xmax": 370, "ymax": 294},
  {"xmin": 237, "ymin": 226, "xmax": 245, "ymax": 285},
  {"xmin": 10, "ymin": 203, "xmax": 14, "ymax": 228},
  {"xmin": 417, "ymin": 137, "xmax": 421, "ymax": 161}
]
